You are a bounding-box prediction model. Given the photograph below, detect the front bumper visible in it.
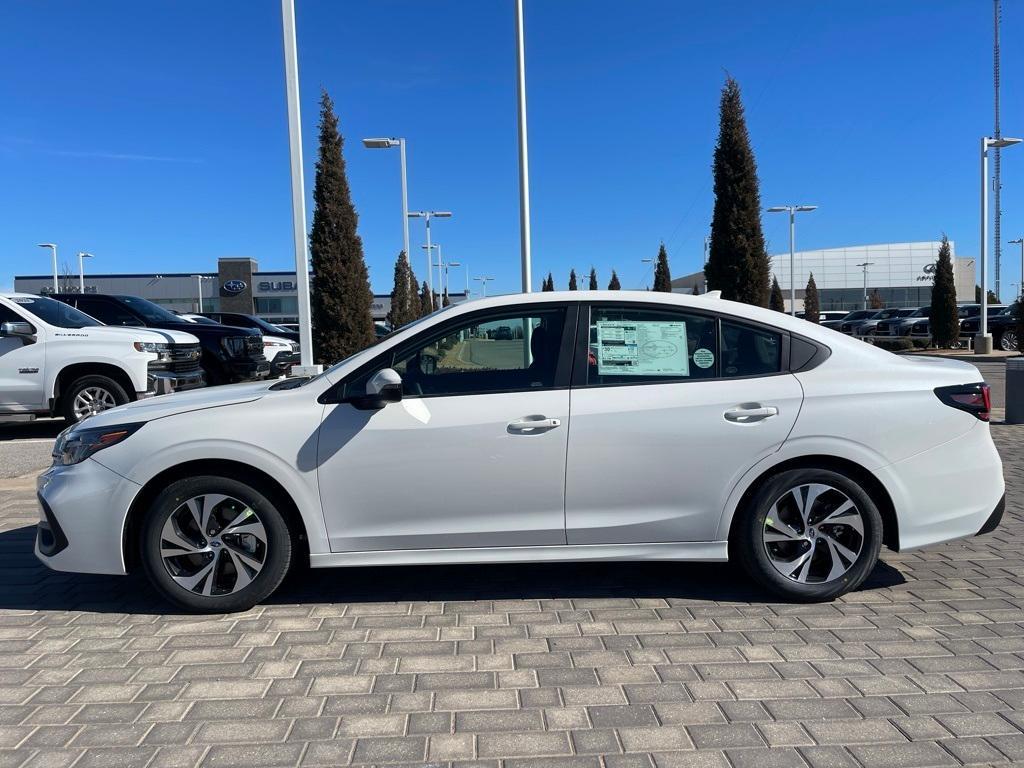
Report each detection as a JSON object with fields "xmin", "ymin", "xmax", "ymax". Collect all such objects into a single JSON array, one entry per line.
[
  {"xmin": 227, "ymin": 359, "xmax": 271, "ymax": 382},
  {"xmin": 34, "ymin": 459, "xmax": 140, "ymax": 575},
  {"xmin": 144, "ymin": 367, "xmax": 206, "ymax": 397},
  {"xmin": 269, "ymin": 351, "xmax": 300, "ymax": 378}
]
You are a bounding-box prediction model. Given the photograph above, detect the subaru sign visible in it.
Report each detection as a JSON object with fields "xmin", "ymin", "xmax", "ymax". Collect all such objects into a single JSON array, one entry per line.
[{"xmin": 222, "ymin": 279, "xmax": 247, "ymax": 295}]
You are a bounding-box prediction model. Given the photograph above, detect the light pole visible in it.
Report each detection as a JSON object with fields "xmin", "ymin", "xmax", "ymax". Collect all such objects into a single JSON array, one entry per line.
[
  {"xmin": 640, "ymin": 257, "xmax": 654, "ymax": 290},
  {"xmin": 190, "ymin": 274, "xmax": 213, "ymax": 312},
  {"xmin": 855, "ymin": 262, "xmax": 875, "ymax": 309},
  {"xmin": 979, "ymin": 136, "xmax": 1022, "ymax": 353},
  {"xmin": 474, "ymin": 276, "xmax": 495, "ymax": 297},
  {"xmin": 76, "ymin": 252, "xmax": 93, "ymax": 293},
  {"xmin": 514, "ymin": 0, "xmax": 532, "ymax": 293},
  {"xmin": 448, "ymin": 261, "xmax": 468, "ymax": 298},
  {"xmin": 767, "ymin": 205, "xmax": 817, "ymax": 315},
  {"xmin": 280, "ymin": 0, "xmax": 318, "ymax": 374},
  {"xmin": 37, "ymin": 244, "xmax": 58, "ymax": 293},
  {"xmin": 362, "ymin": 137, "xmax": 410, "ymax": 262},
  {"xmin": 1010, "ymin": 238, "xmax": 1024, "ymax": 300},
  {"xmin": 421, "ymin": 243, "xmax": 444, "ymax": 301},
  {"xmin": 409, "ymin": 211, "xmax": 451, "ymax": 309}
]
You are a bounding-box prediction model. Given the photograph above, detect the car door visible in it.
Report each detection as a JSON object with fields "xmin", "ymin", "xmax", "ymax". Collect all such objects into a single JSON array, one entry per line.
[
  {"xmin": 315, "ymin": 303, "xmax": 576, "ymax": 552},
  {"xmin": 565, "ymin": 302, "xmax": 804, "ymax": 544},
  {"xmin": 0, "ymin": 300, "xmax": 47, "ymax": 410}
]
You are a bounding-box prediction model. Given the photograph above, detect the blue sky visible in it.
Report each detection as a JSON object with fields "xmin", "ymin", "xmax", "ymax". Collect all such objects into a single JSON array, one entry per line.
[{"xmin": 2, "ymin": 1, "xmax": 1022, "ymax": 297}]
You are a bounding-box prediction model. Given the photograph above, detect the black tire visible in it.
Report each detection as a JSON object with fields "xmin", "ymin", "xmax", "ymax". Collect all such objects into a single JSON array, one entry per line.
[
  {"xmin": 733, "ymin": 468, "xmax": 883, "ymax": 602},
  {"xmin": 61, "ymin": 374, "xmax": 129, "ymax": 423},
  {"xmin": 998, "ymin": 330, "xmax": 1018, "ymax": 352},
  {"xmin": 139, "ymin": 475, "xmax": 293, "ymax": 613}
]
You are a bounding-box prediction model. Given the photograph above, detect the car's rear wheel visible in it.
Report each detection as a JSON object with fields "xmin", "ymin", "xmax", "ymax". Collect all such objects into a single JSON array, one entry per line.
[
  {"xmin": 999, "ymin": 329, "xmax": 1018, "ymax": 352},
  {"xmin": 734, "ymin": 468, "xmax": 883, "ymax": 602},
  {"xmin": 62, "ymin": 374, "xmax": 129, "ymax": 423},
  {"xmin": 140, "ymin": 476, "xmax": 293, "ymax": 612}
]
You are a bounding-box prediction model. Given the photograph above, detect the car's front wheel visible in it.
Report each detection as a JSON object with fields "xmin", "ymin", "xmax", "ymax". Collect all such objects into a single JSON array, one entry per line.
[
  {"xmin": 140, "ymin": 476, "xmax": 293, "ymax": 612},
  {"xmin": 62, "ymin": 374, "xmax": 129, "ymax": 423},
  {"xmin": 999, "ymin": 329, "xmax": 1018, "ymax": 352},
  {"xmin": 734, "ymin": 468, "xmax": 883, "ymax": 602}
]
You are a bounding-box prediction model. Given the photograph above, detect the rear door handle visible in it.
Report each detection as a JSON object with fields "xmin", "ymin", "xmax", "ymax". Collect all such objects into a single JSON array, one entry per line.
[
  {"xmin": 724, "ymin": 405, "xmax": 778, "ymax": 423},
  {"xmin": 507, "ymin": 416, "xmax": 561, "ymax": 433}
]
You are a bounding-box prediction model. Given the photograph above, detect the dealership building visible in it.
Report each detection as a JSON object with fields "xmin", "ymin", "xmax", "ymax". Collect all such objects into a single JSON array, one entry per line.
[
  {"xmin": 14, "ymin": 257, "xmax": 466, "ymax": 325},
  {"xmin": 671, "ymin": 241, "xmax": 976, "ymax": 310}
]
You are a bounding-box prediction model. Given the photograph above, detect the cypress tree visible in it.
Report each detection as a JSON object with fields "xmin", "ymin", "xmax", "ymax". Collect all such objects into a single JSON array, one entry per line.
[
  {"xmin": 309, "ymin": 90, "xmax": 374, "ymax": 364},
  {"xmin": 542, "ymin": 272, "xmax": 554, "ymax": 292},
  {"xmin": 653, "ymin": 244, "xmax": 672, "ymax": 292},
  {"xmin": 418, "ymin": 281, "xmax": 432, "ymax": 317},
  {"xmin": 930, "ymin": 235, "xmax": 959, "ymax": 347},
  {"xmin": 691, "ymin": 284, "xmax": 700, "ymax": 296},
  {"xmin": 705, "ymin": 77, "xmax": 770, "ymax": 306},
  {"xmin": 769, "ymin": 276, "xmax": 785, "ymax": 312},
  {"xmin": 568, "ymin": 269, "xmax": 578, "ymax": 290},
  {"xmin": 804, "ymin": 273, "xmax": 820, "ymax": 323},
  {"xmin": 588, "ymin": 267, "xmax": 598, "ymax": 290},
  {"xmin": 608, "ymin": 270, "xmax": 621, "ymax": 290},
  {"xmin": 869, "ymin": 289, "xmax": 884, "ymax": 309},
  {"xmin": 387, "ymin": 250, "xmax": 415, "ymax": 329}
]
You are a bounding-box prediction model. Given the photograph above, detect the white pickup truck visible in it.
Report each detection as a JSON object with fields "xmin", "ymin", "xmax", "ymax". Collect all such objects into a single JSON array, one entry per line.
[{"xmin": 0, "ymin": 293, "xmax": 205, "ymax": 423}]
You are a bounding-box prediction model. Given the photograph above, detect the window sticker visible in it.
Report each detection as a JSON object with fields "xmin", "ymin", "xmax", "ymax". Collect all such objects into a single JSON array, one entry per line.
[
  {"xmin": 10, "ymin": 298, "xmax": 33, "ymax": 304},
  {"xmin": 693, "ymin": 347, "xmax": 714, "ymax": 369},
  {"xmin": 596, "ymin": 320, "xmax": 689, "ymax": 377}
]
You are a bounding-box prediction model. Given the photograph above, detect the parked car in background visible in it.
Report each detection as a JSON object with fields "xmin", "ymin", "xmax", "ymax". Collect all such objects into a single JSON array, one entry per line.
[
  {"xmin": 795, "ymin": 310, "xmax": 847, "ymax": 323},
  {"xmin": 0, "ymin": 294, "xmax": 203, "ymax": 423},
  {"xmin": 822, "ymin": 309, "xmax": 875, "ymax": 332},
  {"xmin": 198, "ymin": 312, "xmax": 299, "ymax": 344},
  {"xmin": 51, "ymin": 295, "xmax": 269, "ymax": 385},
  {"xmin": 854, "ymin": 308, "xmax": 916, "ymax": 338},
  {"xmin": 960, "ymin": 305, "xmax": 1019, "ymax": 351},
  {"xmin": 35, "ymin": 290, "xmax": 1004, "ymax": 612},
  {"xmin": 839, "ymin": 310, "xmax": 885, "ymax": 335},
  {"xmin": 182, "ymin": 314, "xmax": 299, "ymax": 377},
  {"xmin": 874, "ymin": 306, "xmax": 929, "ymax": 337}
]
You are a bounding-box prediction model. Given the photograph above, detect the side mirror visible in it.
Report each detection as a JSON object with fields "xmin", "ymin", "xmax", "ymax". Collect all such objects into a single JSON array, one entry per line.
[
  {"xmin": 0, "ymin": 321, "xmax": 35, "ymax": 338},
  {"xmin": 351, "ymin": 368, "xmax": 403, "ymax": 410}
]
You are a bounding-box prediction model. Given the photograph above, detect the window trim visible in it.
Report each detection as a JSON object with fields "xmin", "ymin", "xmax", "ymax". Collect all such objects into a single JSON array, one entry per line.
[
  {"xmin": 572, "ymin": 301, "xmax": 795, "ymax": 389},
  {"xmin": 319, "ymin": 302, "xmax": 580, "ymax": 404}
]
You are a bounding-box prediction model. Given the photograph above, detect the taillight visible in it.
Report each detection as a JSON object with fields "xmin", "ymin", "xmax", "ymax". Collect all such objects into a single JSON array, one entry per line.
[{"xmin": 934, "ymin": 383, "xmax": 991, "ymax": 421}]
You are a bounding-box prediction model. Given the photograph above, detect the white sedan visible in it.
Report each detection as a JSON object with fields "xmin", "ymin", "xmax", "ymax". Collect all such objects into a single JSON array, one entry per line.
[{"xmin": 35, "ymin": 291, "xmax": 1004, "ymax": 612}]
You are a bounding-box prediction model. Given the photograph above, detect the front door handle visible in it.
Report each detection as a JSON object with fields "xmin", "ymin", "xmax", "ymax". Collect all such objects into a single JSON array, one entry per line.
[
  {"xmin": 724, "ymin": 405, "xmax": 779, "ymax": 423},
  {"xmin": 507, "ymin": 415, "xmax": 561, "ymax": 433}
]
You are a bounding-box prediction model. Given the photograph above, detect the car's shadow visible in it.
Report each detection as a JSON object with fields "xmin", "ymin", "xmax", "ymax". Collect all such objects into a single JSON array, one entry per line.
[
  {"xmin": 0, "ymin": 524, "xmax": 906, "ymax": 615},
  {"xmin": 0, "ymin": 419, "xmax": 65, "ymax": 441}
]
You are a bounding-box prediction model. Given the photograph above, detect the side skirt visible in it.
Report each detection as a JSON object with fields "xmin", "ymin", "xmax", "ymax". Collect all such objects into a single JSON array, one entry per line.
[{"xmin": 310, "ymin": 541, "xmax": 729, "ymax": 568}]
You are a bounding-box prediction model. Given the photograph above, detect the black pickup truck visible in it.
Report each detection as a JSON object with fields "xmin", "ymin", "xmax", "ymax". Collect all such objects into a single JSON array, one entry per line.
[{"xmin": 52, "ymin": 294, "xmax": 270, "ymax": 385}]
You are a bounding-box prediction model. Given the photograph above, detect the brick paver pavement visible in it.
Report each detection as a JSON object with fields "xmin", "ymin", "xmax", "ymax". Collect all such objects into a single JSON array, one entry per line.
[{"xmin": 0, "ymin": 425, "xmax": 1021, "ymax": 767}]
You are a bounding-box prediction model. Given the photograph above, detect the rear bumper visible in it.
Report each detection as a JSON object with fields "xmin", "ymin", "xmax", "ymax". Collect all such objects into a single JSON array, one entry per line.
[{"xmin": 976, "ymin": 494, "xmax": 1005, "ymax": 536}]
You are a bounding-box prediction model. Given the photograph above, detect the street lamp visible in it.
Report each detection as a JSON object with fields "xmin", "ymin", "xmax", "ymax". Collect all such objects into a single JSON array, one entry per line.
[
  {"xmin": 1010, "ymin": 238, "xmax": 1024, "ymax": 300},
  {"xmin": 767, "ymin": 205, "xmax": 817, "ymax": 315},
  {"xmin": 514, "ymin": 0, "xmax": 532, "ymax": 293},
  {"xmin": 408, "ymin": 210, "xmax": 451, "ymax": 309},
  {"xmin": 447, "ymin": 260, "xmax": 468, "ymax": 298},
  {"xmin": 190, "ymin": 274, "xmax": 213, "ymax": 312},
  {"xmin": 362, "ymin": 137, "xmax": 410, "ymax": 263},
  {"xmin": 978, "ymin": 136, "xmax": 1022, "ymax": 353},
  {"xmin": 640, "ymin": 257, "xmax": 654, "ymax": 290},
  {"xmin": 76, "ymin": 252, "xmax": 93, "ymax": 293},
  {"xmin": 474, "ymin": 276, "xmax": 495, "ymax": 297},
  {"xmin": 37, "ymin": 243, "xmax": 58, "ymax": 293},
  {"xmin": 855, "ymin": 262, "xmax": 875, "ymax": 310}
]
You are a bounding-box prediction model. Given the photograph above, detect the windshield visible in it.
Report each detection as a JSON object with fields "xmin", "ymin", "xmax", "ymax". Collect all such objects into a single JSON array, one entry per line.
[
  {"xmin": 8, "ymin": 296, "xmax": 101, "ymax": 328},
  {"xmin": 909, "ymin": 307, "xmax": 930, "ymax": 318},
  {"xmin": 183, "ymin": 315, "xmax": 220, "ymax": 325},
  {"xmin": 846, "ymin": 311, "xmax": 876, "ymax": 320},
  {"xmin": 247, "ymin": 316, "xmax": 287, "ymax": 334},
  {"xmin": 116, "ymin": 296, "xmax": 184, "ymax": 324}
]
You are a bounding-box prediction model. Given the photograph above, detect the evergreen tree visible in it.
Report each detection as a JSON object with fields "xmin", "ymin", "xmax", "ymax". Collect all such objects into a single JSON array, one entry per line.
[
  {"xmin": 588, "ymin": 267, "xmax": 598, "ymax": 290},
  {"xmin": 653, "ymin": 244, "xmax": 672, "ymax": 292},
  {"xmin": 568, "ymin": 269, "xmax": 578, "ymax": 290},
  {"xmin": 386, "ymin": 251, "xmax": 416, "ymax": 329},
  {"xmin": 930, "ymin": 235, "xmax": 959, "ymax": 348},
  {"xmin": 705, "ymin": 77, "xmax": 770, "ymax": 306},
  {"xmin": 541, "ymin": 272, "xmax": 554, "ymax": 292},
  {"xmin": 442, "ymin": 293, "xmax": 451, "ymax": 307},
  {"xmin": 691, "ymin": 284, "xmax": 700, "ymax": 295},
  {"xmin": 974, "ymin": 285, "xmax": 999, "ymax": 304},
  {"xmin": 418, "ymin": 281, "xmax": 432, "ymax": 317},
  {"xmin": 989, "ymin": 289, "xmax": 1000, "ymax": 304},
  {"xmin": 804, "ymin": 273, "xmax": 820, "ymax": 323},
  {"xmin": 608, "ymin": 270, "xmax": 621, "ymax": 290},
  {"xmin": 309, "ymin": 90, "xmax": 374, "ymax": 364},
  {"xmin": 769, "ymin": 275, "xmax": 785, "ymax": 312},
  {"xmin": 869, "ymin": 289, "xmax": 884, "ymax": 309}
]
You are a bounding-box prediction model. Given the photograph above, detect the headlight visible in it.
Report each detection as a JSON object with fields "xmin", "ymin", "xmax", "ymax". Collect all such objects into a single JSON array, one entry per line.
[
  {"xmin": 52, "ymin": 423, "xmax": 144, "ymax": 466},
  {"xmin": 221, "ymin": 336, "xmax": 248, "ymax": 357},
  {"xmin": 134, "ymin": 341, "xmax": 173, "ymax": 361},
  {"xmin": 263, "ymin": 339, "xmax": 288, "ymax": 348}
]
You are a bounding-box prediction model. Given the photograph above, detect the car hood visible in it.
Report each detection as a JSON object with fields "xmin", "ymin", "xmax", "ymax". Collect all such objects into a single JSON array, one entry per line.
[
  {"xmin": 53, "ymin": 325, "xmax": 200, "ymax": 345},
  {"xmin": 78, "ymin": 379, "xmax": 275, "ymax": 428}
]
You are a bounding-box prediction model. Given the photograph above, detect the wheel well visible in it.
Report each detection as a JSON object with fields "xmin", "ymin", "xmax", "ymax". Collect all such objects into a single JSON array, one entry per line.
[
  {"xmin": 122, "ymin": 459, "xmax": 309, "ymax": 573},
  {"xmin": 54, "ymin": 363, "xmax": 137, "ymax": 412},
  {"xmin": 728, "ymin": 455, "xmax": 899, "ymax": 551}
]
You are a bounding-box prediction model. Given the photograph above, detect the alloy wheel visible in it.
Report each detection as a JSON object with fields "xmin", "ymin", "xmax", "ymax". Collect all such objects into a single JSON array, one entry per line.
[
  {"xmin": 159, "ymin": 494, "xmax": 268, "ymax": 597},
  {"xmin": 72, "ymin": 387, "xmax": 117, "ymax": 420},
  {"xmin": 1000, "ymin": 330, "xmax": 1018, "ymax": 352},
  {"xmin": 762, "ymin": 483, "xmax": 865, "ymax": 584}
]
